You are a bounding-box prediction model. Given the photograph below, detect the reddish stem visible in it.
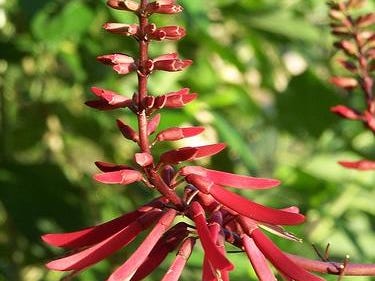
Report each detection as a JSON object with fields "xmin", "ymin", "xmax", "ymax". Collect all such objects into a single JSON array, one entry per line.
[
  {"xmin": 137, "ymin": 0, "xmax": 151, "ymax": 154},
  {"xmin": 287, "ymin": 253, "xmax": 375, "ymax": 276}
]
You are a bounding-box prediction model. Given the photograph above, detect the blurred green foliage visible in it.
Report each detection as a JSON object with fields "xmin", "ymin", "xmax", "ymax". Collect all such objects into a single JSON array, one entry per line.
[{"xmin": 1, "ymin": 0, "xmax": 375, "ymax": 280}]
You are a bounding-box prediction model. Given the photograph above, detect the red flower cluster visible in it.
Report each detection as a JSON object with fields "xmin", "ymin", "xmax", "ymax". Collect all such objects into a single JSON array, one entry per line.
[
  {"xmin": 329, "ymin": 1, "xmax": 375, "ymax": 170},
  {"xmin": 42, "ymin": 0, "xmax": 375, "ymax": 280}
]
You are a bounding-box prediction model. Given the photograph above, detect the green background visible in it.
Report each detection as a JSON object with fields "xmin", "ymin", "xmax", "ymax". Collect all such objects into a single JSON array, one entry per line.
[{"xmin": 1, "ymin": 0, "xmax": 375, "ymax": 280}]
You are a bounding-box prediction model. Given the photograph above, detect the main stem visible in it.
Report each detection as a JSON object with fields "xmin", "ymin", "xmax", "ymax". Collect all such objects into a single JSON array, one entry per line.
[
  {"xmin": 137, "ymin": 0, "xmax": 151, "ymax": 154},
  {"xmin": 136, "ymin": 1, "xmax": 183, "ymax": 207}
]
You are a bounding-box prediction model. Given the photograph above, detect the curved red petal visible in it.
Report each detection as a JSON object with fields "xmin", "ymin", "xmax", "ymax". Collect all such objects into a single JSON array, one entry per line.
[
  {"xmin": 46, "ymin": 211, "xmax": 162, "ymax": 271},
  {"xmin": 251, "ymin": 229, "xmax": 324, "ymax": 281},
  {"xmin": 182, "ymin": 166, "xmax": 280, "ymax": 189},
  {"xmin": 209, "ymin": 185, "xmax": 305, "ymax": 226}
]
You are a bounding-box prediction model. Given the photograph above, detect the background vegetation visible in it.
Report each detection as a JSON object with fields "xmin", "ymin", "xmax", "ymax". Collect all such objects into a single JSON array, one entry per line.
[{"xmin": 1, "ymin": 0, "xmax": 374, "ymax": 280}]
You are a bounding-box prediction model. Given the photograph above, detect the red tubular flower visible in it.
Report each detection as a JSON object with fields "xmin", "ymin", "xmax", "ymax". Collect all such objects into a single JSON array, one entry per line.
[
  {"xmin": 94, "ymin": 169, "xmax": 143, "ymax": 185},
  {"xmin": 103, "ymin": 23, "xmax": 139, "ymax": 37},
  {"xmin": 106, "ymin": 209, "xmax": 177, "ymax": 281},
  {"xmin": 148, "ymin": 25, "xmax": 186, "ymax": 41},
  {"xmin": 330, "ymin": 76, "xmax": 358, "ymax": 90},
  {"xmin": 181, "ymin": 166, "xmax": 280, "ymax": 189},
  {"xmin": 42, "ymin": 200, "xmax": 162, "ymax": 249},
  {"xmin": 160, "ymin": 237, "xmax": 196, "ymax": 281},
  {"xmin": 106, "ymin": 0, "xmax": 139, "ymax": 12},
  {"xmin": 186, "ymin": 174, "xmax": 305, "ymax": 226},
  {"xmin": 156, "ymin": 126, "xmax": 204, "ymax": 142},
  {"xmin": 146, "ymin": 1, "xmax": 183, "ymax": 15},
  {"xmin": 116, "ymin": 119, "xmax": 139, "ymax": 143},
  {"xmin": 189, "ymin": 202, "xmax": 234, "ymax": 272},
  {"xmin": 338, "ymin": 159, "xmax": 375, "ymax": 170},
  {"xmin": 85, "ymin": 87, "xmax": 132, "ymax": 111},
  {"xmin": 134, "ymin": 152, "xmax": 153, "ymax": 167},
  {"xmin": 147, "ymin": 113, "xmax": 161, "ymax": 135},
  {"xmin": 330, "ymin": 105, "xmax": 361, "ymax": 120},
  {"xmin": 162, "ymin": 88, "xmax": 197, "ymax": 108},
  {"xmin": 147, "ymin": 53, "xmax": 192, "ymax": 72},
  {"xmin": 95, "ymin": 161, "xmax": 133, "ymax": 172},
  {"xmin": 46, "ymin": 210, "xmax": 162, "ymax": 271},
  {"xmin": 160, "ymin": 143, "xmax": 226, "ymax": 165},
  {"xmin": 242, "ymin": 234, "xmax": 276, "ymax": 281},
  {"xmin": 250, "ymin": 228, "xmax": 324, "ymax": 281},
  {"xmin": 131, "ymin": 222, "xmax": 189, "ymax": 281}
]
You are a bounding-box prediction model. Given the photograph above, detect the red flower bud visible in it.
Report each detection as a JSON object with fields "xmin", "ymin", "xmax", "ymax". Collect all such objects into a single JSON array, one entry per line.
[
  {"xmin": 85, "ymin": 87, "xmax": 132, "ymax": 111},
  {"xmin": 338, "ymin": 159, "xmax": 375, "ymax": 170},
  {"xmin": 160, "ymin": 237, "xmax": 196, "ymax": 281},
  {"xmin": 156, "ymin": 126, "xmax": 204, "ymax": 142},
  {"xmin": 147, "ymin": 113, "xmax": 161, "ymax": 135},
  {"xmin": 103, "ymin": 23, "xmax": 139, "ymax": 36},
  {"xmin": 189, "ymin": 202, "xmax": 234, "ymax": 271},
  {"xmin": 181, "ymin": 166, "xmax": 280, "ymax": 189},
  {"xmin": 94, "ymin": 169, "xmax": 143, "ymax": 185},
  {"xmin": 95, "ymin": 161, "xmax": 133, "ymax": 172},
  {"xmin": 135, "ymin": 152, "xmax": 154, "ymax": 167},
  {"xmin": 116, "ymin": 119, "xmax": 139, "ymax": 142},
  {"xmin": 251, "ymin": 229, "xmax": 324, "ymax": 281},
  {"xmin": 146, "ymin": 2, "xmax": 183, "ymax": 15},
  {"xmin": 106, "ymin": 0, "xmax": 139, "ymax": 12},
  {"xmin": 330, "ymin": 76, "xmax": 358, "ymax": 90},
  {"xmin": 242, "ymin": 234, "xmax": 276, "ymax": 281},
  {"xmin": 45, "ymin": 211, "xmax": 162, "ymax": 271},
  {"xmin": 148, "ymin": 25, "xmax": 186, "ymax": 41},
  {"xmin": 330, "ymin": 105, "xmax": 361, "ymax": 120}
]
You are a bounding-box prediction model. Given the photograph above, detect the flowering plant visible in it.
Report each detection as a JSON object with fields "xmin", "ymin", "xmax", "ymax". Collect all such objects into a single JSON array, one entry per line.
[{"xmin": 42, "ymin": 0, "xmax": 375, "ymax": 280}]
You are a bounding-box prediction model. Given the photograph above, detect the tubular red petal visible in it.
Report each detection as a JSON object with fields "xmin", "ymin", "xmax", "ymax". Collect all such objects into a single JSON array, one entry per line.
[
  {"xmin": 251, "ymin": 229, "xmax": 324, "ymax": 281},
  {"xmin": 161, "ymin": 238, "xmax": 196, "ymax": 281},
  {"xmin": 330, "ymin": 105, "xmax": 361, "ymax": 120},
  {"xmin": 165, "ymin": 93, "xmax": 197, "ymax": 108},
  {"xmin": 103, "ymin": 23, "xmax": 139, "ymax": 36},
  {"xmin": 154, "ymin": 53, "xmax": 179, "ymax": 62},
  {"xmin": 146, "ymin": 3, "xmax": 183, "ymax": 14},
  {"xmin": 95, "ymin": 161, "xmax": 133, "ymax": 172},
  {"xmin": 338, "ymin": 160, "xmax": 375, "ymax": 170},
  {"xmin": 42, "ymin": 199, "xmax": 165, "ymax": 248},
  {"xmin": 153, "ymin": 59, "xmax": 192, "ymax": 72},
  {"xmin": 116, "ymin": 119, "xmax": 139, "ymax": 143},
  {"xmin": 94, "ymin": 169, "xmax": 143, "ymax": 185},
  {"xmin": 209, "ymin": 184, "xmax": 305, "ymax": 225},
  {"xmin": 106, "ymin": 209, "xmax": 177, "ymax": 281},
  {"xmin": 194, "ymin": 143, "xmax": 226, "ymax": 158},
  {"xmin": 160, "ymin": 147, "xmax": 198, "ymax": 165},
  {"xmin": 113, "ymin": 63, "xmax": 137, "ymax": 75},
  {"xmin": 156, "ymin": 127, "xmax": 204, "ymax": 142},
  {"xmin": 242, "ymin": 234, "xmax": 276, "ymax": 281},
  {"xmin": 189, "ymin": 202, "xmax": 234, "ymax": 271},
  {"xmin": 97, "ymin": 54, "xmax": 134, "ymax": 65},
  {"xmin": 106, "ymin": 0, "xmax": 139, "ymax": 11},
  {"xmin": 131, "ymin": 222, "xmax": 189, "ymax": 281},
  {"xmin": 330, "ymin": 76, "xmax": 358, "ymax": 90},
  {"xmin": 134, "ymin": 152, "xmax": 153, "ymax": 167},
  {"xmin": 46, "ymin": 211, "xmax": 162, "ymax": 271},
  {"xmin": 181, "ymin": 166, "xmax": 280, "ymax": 189},
  {"xmin": 147, "ymin": 114, "xmax": 161, "ymax": 135},
  {"xmin": 90, "ymin": 87, "xmax": 132, "ymax": 108}
]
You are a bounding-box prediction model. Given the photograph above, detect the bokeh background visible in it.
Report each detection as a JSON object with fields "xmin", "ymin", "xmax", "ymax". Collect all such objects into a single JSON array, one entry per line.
[{"xmin": 1, "ymin": 0, "xmax": 375, "ymax": 280}]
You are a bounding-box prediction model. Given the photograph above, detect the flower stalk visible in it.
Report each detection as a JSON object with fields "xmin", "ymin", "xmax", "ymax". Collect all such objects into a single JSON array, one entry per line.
[{"xmin": 42, "ymin": 0, "xmax": 375, "ymax": 280}]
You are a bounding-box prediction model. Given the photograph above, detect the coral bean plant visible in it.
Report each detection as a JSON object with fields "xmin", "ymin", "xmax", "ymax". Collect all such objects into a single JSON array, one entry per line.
[
  {"xmin": 329, "ymin": 0, "xmax": 375, "ymax": 170},
  {"xmin": 42, "ymin": 0, "xmax": 375, "ymax": 280}
]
